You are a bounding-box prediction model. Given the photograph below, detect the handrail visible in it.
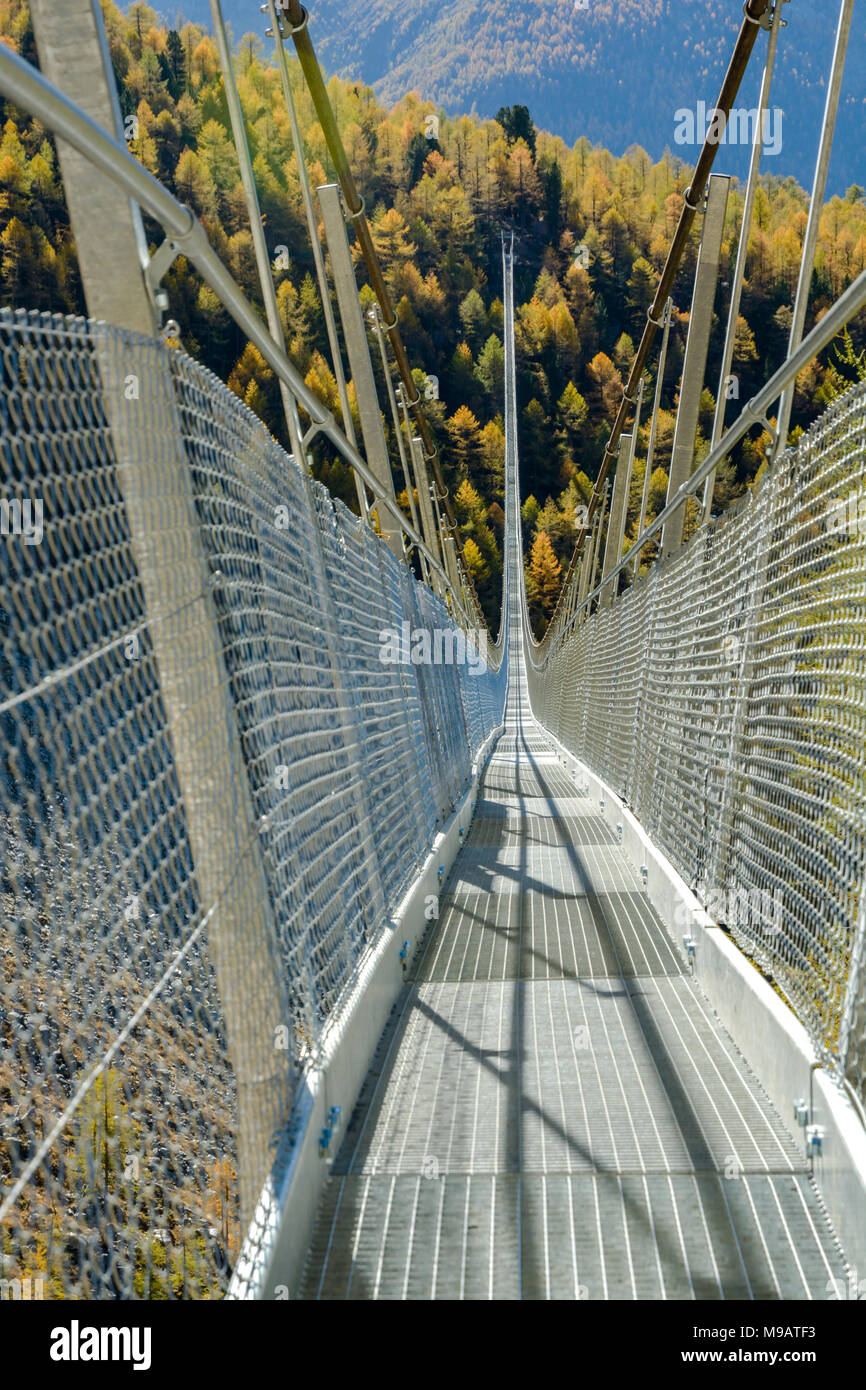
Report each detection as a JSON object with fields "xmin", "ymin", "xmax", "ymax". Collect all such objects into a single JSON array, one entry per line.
[
  {"xmin": 0, "ymin": 41, "xmax": 484, "ymax": 630},
  {"xmin": 530, "ymin": 258, "xmax": 866, "ymax": 665}
]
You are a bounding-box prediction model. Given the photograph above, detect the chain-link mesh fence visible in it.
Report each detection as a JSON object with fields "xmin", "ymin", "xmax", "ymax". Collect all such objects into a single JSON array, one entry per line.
[
  {"xmin": 525, "ymin": 377, "xmax": 866, "ymax": 1101},
  {"xmin": 0, "ymin": 307, "xmax": 505, "ymax": 1299}
]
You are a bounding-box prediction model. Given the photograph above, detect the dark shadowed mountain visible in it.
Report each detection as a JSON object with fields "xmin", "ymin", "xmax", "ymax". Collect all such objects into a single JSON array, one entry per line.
[{"xmin": 156, "ymin": 1, "xmax": 864, "ymax": 193}]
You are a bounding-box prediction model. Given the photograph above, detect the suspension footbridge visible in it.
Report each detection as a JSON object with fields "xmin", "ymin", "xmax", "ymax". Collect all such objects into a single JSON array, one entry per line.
[
  {"xmin": 1, "ymin": 0, "xmax": 865, "ymax": 1305},
  {"xmin": 295, "ymin": 245, "xmax": 849, "ymax": 1301}
]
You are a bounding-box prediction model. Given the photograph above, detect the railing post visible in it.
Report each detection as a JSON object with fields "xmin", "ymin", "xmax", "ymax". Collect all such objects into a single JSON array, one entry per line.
[
  {"xmin": 626, "ymin": 376, "xmax": 645, "ymax": 552},
  {"xmin": 211, "ymin": 0, "xmax": 388, "ymax": 952},
  {"xmin": 635, "ymin": 299, "xmax": 673, "ymax": 578},
  {"xmin": 30, "ymin": 0, "xmax": 293, "ymax": 1230},
  {"xmin": 264, "ymin": 0, "xmax": 362, "ymax": 484},
  {"xmin": 438, "ymin": 505, "xmax": 464, "ymax": 601},
  {"xmin": 407, "ymin": 430, "xmax": 447, "ymax": 598},
  {"xmin": 93, "ymin": 329, "xmax": 294, "ymax": 1232},
  {"xmin": 577, "ymin": 505, "xmax": 601, "ymax": 622},
  {"xmin": 211, "ymin": 0, "xmax": 311, "ymax": 475},
  {"xmin": 662, "ymin": 174, "xmax": 730, "ymax": 557},
  {"xmin": 317, "ymin": 183, "xmax": 402, "ymax": 557},
  {"xmin": 704, "ymin": 0, "xmax": 786, "ymax": 519},
  {"xmin": 588, "ymin": 480, "xmax": 610, "ymax": 614},
  {"xmin": 775, "ymin": 0, "xmax": 854, "ymax": 454},
  {"xmin": 626, "ymin": 571, "xmax": 658, "ymax": 815},
  {"xmin": 369, "ymin": 306, "xmax": 424, "ymax": 552},
  {"xmin": 29, "ymin": 0, "xmax": 156, "ymax": 334},
  {"xmin": 599, "ymin": 432, "xmax": 634, "ymax": 609}
]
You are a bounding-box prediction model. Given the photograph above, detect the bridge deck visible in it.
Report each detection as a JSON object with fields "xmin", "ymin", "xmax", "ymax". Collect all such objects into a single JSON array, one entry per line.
[{"xmin": 298, "ymin": 682, "xmax": 847, "ymax": 1300}]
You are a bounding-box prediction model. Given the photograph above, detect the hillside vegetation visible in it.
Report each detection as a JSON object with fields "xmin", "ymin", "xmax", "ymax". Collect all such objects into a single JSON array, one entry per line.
[
  {"xmin": 178, "ymin": 0, "xmax": 866, "ymax": 193},
  {"xmin": 1, "ymin": 0, "xmax": 865, "ymax": 631}
]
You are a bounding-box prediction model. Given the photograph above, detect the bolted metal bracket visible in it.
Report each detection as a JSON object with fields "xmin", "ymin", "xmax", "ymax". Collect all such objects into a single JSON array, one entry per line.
[
  {"xmin": 144, "ymin": 236, "xmax": 183, "ymax": 325},
  {"xmin": 740, "ymin": 395, "xmax": 781, "ymax": 453},
  {"xmin": 742, "ymin": 0, "xmax": 772, "ymax": 27},
  {"xmin": 756, "ymin": 0, "xmax": 789, "ymax": 30},
  {"xmin": 263, "ymin": 1, "xmax": 308, "ymax": 38}
]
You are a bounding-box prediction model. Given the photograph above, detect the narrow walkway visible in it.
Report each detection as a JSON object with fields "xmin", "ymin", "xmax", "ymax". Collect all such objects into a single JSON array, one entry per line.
[
  {"xmin": 298, "ymin": 664, "xmax": 846, "ymax": 1299},
  {"xmin": 297, "ymin": 237, "xmax": 845, "ymax": 1301}
]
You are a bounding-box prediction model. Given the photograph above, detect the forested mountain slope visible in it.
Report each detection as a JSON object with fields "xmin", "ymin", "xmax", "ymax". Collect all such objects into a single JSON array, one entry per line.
[
  {"xmin": 2, "ymin": 0, "xmax": 865, "ymax": 632},
  {"xmin": 176, "ymin": 0, "xmax": 865, "ymax": 193}
]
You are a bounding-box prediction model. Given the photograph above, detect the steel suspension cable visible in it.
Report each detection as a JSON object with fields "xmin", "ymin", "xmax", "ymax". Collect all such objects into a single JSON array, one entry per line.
[
  {"xmin": 552, "ymin": 0, "xmax": 773, "ymax": 625},
  {"xmin": 277, "ymin": 1, "xmax": 486, "ymax": 626},
  {"xmin": 0, "ymin": 41, "xmax": 477, "ymax": 625}
]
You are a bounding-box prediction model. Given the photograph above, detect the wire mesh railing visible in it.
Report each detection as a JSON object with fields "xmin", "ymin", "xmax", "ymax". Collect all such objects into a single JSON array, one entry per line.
[
  {"xmin": 524, "ymin": 374, "xmax": 866, "ymax": 1101},
  {"xmin": 0, "ymin": 307, "xmax": 505, "ymax": 1299}
]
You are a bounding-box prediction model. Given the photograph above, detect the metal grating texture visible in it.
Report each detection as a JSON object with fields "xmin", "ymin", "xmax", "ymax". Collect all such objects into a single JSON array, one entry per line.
[
  {"xmin": 526, "ymin": 377, "xmax": 866, "ymax": 1099},
  {"xmin": 0, "ymin": 308, "xmax": 505, "ymax": 1298}
]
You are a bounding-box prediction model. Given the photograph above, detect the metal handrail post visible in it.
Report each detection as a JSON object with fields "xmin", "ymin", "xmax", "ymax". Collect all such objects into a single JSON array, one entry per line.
[
  {"xmin": 317, "ymin": 183, "xmax": 402, "ymax": 557},
  {"xmin": 599, "ymin": 433, "xmax": 633, "ymax": 610},
  {"xmin": 369, "ymin": 305, "xmax": 423, "ymax": 544},
  {"xmin": 29, "ymin": 0, "xmax": 157, "ymax": 334},
  {"xmin": 662, "ymin": 174, "xmax": 730, "ymax": 556},
  {"xmin": 398, "ymin": 388, "xmax": 439, "ymax": 556},
  {"xmin": 264, "ymin": 0, "xmax": 361, "ymax": 479},
  {"xmin": 559, "ymin": 0, "xmax": 771, "ymax": 579},
  {"xmin": 278, "ymin": 0, "xmax": 481, "ymax": 610},
  {"xmin": 622, "ymin": 377, "xmax": 644, "ymax": 583},
  {"xmin": 634, "ymin": 299, "xmax": 672, "ymax": 578},
  {"xmin": 210, "ymin": 0, "xmax": 304, "ymax": 458},
  {"xmin": 775, "ymin": 0, "xmax": 854, "ymax": 453},
  {"xmin": 588, "ymin": 480, "xmax": 609, "ymax": 615},
  {"xmin": 703, "ymin": 0, "xmax": 786, "ymax": 520},
  {"xmin": 29, "ymin": 0, "xmax": 293, "ymax": 1228},
  {"xmin": 410, "ymin": 432, "xmax": 445, "ymax": 598},
  {"xmin": 577, "ymin": 505, "xmax": 601, "ymax": 623},
  {"xmin": 212, "ymin": 1, "xmax": 388, "ymax": 942}
]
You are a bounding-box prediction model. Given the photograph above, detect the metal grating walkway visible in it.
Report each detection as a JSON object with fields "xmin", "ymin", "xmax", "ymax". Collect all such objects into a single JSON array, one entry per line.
[{"xmin": 297, "ymin": 671, "xmax": 847, "ymax": 1299}]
